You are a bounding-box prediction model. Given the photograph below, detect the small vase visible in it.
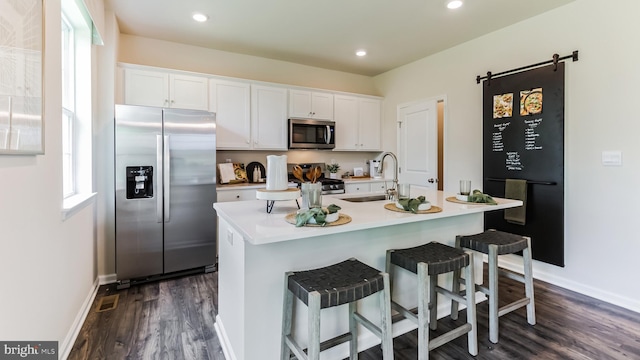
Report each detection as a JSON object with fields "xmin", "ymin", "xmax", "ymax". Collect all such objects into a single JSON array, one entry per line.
[{"xmin": 329, "ymin": 173, "xmax": 337, "ymax": 179}]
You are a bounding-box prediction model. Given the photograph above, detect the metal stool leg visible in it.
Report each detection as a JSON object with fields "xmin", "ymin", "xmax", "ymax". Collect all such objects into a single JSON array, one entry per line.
[
  {"xmin": 308, "ymin": 291, "xmax": 321, "ymax": 360},
  {"xmin": 380, "ymin": 273, "xmax": 394, "ymax": 360},
  {"xmin": 450, "ymin": 236, "xmax": 462, "ymax": 320},
  {"xmin": 417, "ymin": 262, "xmax": 430, "ymax": 360},
  {"xmin": 464, "ymin": 252, "xmax": 478, "ymax": 356},
  {"xmin": 523, "ymin": 236, "xmax": 536, "ymax": 325},
  {"xmin": 281, "ymin": 272, "xmax": 294, "ymax": 360},
  {"xmin": 488, "ymin": 244, "xmax": 499, "ymax": 344},
  {"xmin": 349, "ymin": 301, "xmax": 358, "ymax": 359}
]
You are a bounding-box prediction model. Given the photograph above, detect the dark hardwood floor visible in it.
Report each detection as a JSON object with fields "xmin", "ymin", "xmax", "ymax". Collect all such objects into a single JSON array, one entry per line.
[{"xmin": 69, "ymin": 266, "xmax": 640, "ymax": 360}]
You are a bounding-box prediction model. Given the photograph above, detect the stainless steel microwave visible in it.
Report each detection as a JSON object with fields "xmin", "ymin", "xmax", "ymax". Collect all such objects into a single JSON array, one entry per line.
[{"xmin": 288, "ymin": 118, "xmax": 335, "ymax": 149}]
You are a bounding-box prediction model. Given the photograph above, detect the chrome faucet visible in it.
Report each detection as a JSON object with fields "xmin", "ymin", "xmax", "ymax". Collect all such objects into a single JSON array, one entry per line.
[{"xmin": 378, "ymin": 152, "xmax": 399, "ymax": 200}]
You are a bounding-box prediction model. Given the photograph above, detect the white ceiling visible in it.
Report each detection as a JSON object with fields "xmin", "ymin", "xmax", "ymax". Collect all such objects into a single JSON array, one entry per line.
[{"xmin": 106, "ymin": 0, "xmax": 574, "ymax": 76}]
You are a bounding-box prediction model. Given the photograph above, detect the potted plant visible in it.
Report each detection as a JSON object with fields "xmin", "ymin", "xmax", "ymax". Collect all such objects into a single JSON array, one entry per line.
[{"xmin": 326, "ymin": 163, "xmax": 340, "ymax": 179}]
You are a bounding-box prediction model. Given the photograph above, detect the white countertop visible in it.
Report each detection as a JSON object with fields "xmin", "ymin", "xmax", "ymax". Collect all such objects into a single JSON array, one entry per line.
[{"xmin": 213, "ymin": 189, "xmax": 522, "ymax": 246}]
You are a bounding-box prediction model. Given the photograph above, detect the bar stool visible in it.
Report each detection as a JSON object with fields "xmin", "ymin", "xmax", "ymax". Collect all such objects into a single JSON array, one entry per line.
[
  {"xmin": 281, "ymin": 258, "xmax": 393, "ymax": 360},
  {"xmin": 386, "ymin": 242, "xmax": 477, "ymax": 360},
  {"xmin": 451, "ymin": 229, "xmax": 535, "ymax": 343}
]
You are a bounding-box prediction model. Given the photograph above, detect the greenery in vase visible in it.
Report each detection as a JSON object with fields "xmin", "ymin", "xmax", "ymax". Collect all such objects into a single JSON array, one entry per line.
[{"xmin": 326, "ymin": 163, "xmax": 340, "ymax": 173}]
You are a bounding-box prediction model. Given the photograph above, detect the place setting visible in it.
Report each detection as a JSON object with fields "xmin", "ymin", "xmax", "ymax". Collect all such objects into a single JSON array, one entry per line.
[
  {"xmin": 446, "ymin": 180, "xmax": 497, "ymax": 205},
  {"xmin": 284, "ymin": 180, "xmax": 351, "ymax": 227},
  {"xmin": 383, "ymin": 184, "xmax": 442, "ymax": 214}
]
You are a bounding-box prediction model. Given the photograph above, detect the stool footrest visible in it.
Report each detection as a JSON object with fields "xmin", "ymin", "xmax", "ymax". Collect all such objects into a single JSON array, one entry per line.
[
  {"xmin": 319, "ymin": 332, "xmax": 353, "ymax": 353},
  {"xmin": 499, "ymin": 268, "xmax": 526, "ymax": 283},
  {"xmin": 353, "ymin": 311, "xmax": 383, "ymax": 339},
  {"xmin": 391, "ymin": 301, "xmax": 418, "ymax": 323},
  {"xmin": 429, "ymin": 323, "xmax": 473, "ymax": 351},
  {"xmin": 498, "ymin": 297, "xmax": 531, "ymax": 317},
  {"xmin": 285, "ymin": 335, "xmax": 307, "ymax": 360},
  {"xmin": 436, "ymin": 285, "xmax": 465, "ymax": 305}
]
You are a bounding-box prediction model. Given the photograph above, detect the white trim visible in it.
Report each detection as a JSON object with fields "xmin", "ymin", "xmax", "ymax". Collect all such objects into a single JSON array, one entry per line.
[
  {"xmin": 214, "ymin": 315, "xmax": 233, "ymax": 360},
  {"xmin": 61, "ymin": 192, "xmax": 96, "ymax": 220},
  {"xmin": 98, "ymin": 273, "xmax": 117, "ymax": 285},
  {"xmin": 60, "ymin": 277, "xmax": 99, "ymax": 360},
  {"xmin": 498, "ymin": 255, "xmax": 640, "ymax": 314}
]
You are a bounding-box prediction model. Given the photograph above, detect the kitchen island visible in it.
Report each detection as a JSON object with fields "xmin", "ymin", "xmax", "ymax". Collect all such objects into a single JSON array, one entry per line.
[{"xmin": 213, "ymin": 189, "xmax": 521, "ymax": 360}]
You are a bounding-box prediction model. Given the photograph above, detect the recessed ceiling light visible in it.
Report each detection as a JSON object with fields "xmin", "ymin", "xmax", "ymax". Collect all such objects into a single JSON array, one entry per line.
[
  {"xmin": 447, "ymin": 1, "xmax": 463, "ymax": 9},
  {"xmin": 356, "ymin": 50, "xmax": 367, "ymax": 57},
  {"xmin": 192, "ymin": 13, "xmax": 209, "ymax": 22}
]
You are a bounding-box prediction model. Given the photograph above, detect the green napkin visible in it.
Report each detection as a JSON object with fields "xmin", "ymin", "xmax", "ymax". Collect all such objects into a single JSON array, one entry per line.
[
  {"xmin": 467, "ymin": 190, "xmax": 497, "ymax": 205},
  {"xmin": 397, "ymin": 196, "xmax": 427, "ymax": 214},
  {"xmin": 295, "ymin": 204, "xmax": 341, "ymax": 227}
]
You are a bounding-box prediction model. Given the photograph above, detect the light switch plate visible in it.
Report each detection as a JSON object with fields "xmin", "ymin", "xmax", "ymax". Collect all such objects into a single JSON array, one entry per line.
[{"xmin": 602, "ymin": 151, "xmax": 622, "ymax": 166}]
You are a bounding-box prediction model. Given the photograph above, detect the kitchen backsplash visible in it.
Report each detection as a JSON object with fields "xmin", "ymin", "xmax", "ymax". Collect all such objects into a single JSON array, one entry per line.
[{"xmin": 217, "ymin": 150, "xmax": 382, "ymax": 177}]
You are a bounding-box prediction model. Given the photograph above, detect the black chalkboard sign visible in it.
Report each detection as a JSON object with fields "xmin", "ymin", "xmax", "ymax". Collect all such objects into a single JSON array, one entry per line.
[{"xmin": 482, "ymin": 63, "xmax": 565, "ymax": 267}]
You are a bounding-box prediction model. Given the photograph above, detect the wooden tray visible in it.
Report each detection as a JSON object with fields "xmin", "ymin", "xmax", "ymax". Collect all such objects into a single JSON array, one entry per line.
[
  {"xmin": 284, "ymin": 212, "xmax": 352, "ymax": 227},
  {"xmin": 384, "ymin": 203, "xmax": 442, "ymax": 214},
  {"xmin": 445, "ymin": 196, "xmax": 495, "ymax": 205}
]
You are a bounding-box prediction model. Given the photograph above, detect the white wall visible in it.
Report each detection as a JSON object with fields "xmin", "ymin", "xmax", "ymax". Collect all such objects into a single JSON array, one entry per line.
[
  {"xmin": 0, "ymin": 0, "xmax": 104, "ymax": 355},
  {"xmin": 374, "ymin": 0, "xmax": 640, "ymax": 311}
]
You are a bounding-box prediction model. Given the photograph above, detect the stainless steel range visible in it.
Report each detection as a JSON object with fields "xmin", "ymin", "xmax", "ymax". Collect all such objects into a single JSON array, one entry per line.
[{"xmin": 287, "ymin": 163, "xmax": 345, "ymax": 194}]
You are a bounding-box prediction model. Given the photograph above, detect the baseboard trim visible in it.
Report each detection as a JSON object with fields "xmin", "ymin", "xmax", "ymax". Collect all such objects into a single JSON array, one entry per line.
[
  {"xmin": 498, "ymin": 255, "xmax": 640, "ymax": 314},
  {"xmin": 98, "ymin": 273, "xmax": 117, "ymax": 285},
  {"xmin": 214, "ymin": 315, "xmax": 234, "ymax": 360},
  {"xmin": 59, "ymin": 277, "xmax": 99, "ymax": 360}
]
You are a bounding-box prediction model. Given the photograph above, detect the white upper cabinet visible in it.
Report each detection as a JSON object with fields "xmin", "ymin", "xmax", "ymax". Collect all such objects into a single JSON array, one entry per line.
[
  {"xmin": 210, "ymin": 79, "xmax": 251, "ymax": 150},
  {"xmin": 334, "ymin": 94, "xmax": 381, "ymax": 151},
  {"xmin": 289, "ymin": 89, "xmax": 334, "ymax": 120},
  {"xmin": 251, "ymin": 84, "xmax": 288, "ymax": 150},
  {"xmin": 124, "ymin": 68, "xmax": 208, "ymax": 110}
]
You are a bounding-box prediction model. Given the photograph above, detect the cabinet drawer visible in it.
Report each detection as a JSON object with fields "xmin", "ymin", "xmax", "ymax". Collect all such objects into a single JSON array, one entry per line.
[
  {"xmin": 217, "ymin": 189, "xmax": 256, "ymax": 202},
  {"xmin": 370, "ymin": 182, "xmax": 387, "ymax": 193},
  {"xmin": 345, "ymin": 183, "xmax": 370, "ymax": 194}
]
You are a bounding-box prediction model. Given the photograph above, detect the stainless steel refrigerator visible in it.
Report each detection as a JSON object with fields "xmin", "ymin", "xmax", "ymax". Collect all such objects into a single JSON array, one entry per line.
[{"xmin": 115, "ymin": 104, "xmax": 217, "ymax": 287}]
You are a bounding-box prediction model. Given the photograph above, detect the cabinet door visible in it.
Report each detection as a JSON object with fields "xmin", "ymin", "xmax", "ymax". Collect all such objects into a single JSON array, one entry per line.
[
  {"xmin": 289, "ymin": 89, "xmax": 334, "ymax": 120},
  {"xmin": 210, "ymin": 79, "xmax": 251, "ymax": 149},
  {"xmin": 358, "ymin": 98, "xmax": 381, "ymax": 151},
  {"xmin": 289, "ymin": 89, "xmax": 312, "ymax": 118},
  {"xmin": 333, "ymin": 95, "xmax": 359, "ymax": 150},
  {"xmin": 169, "ymin": 74, "xmax": 209, "ymax": 110},
  {"xmin": 345, "ymin": 183, "xmax": 370, "ymax": 194},
  {"xmin": 124, "ymin": 68, "xmax": 169, "ymax": 107},
  {"xmin": 370, "ymin": 182, "xmax": 387, "ymax": 193},
  {"xmin": 311, "ymin": 92, "xmax": 334, "ymax": 120},
  {"xmin": 251, "ymin": 85, "xmax": 287, "ymax": 150}
]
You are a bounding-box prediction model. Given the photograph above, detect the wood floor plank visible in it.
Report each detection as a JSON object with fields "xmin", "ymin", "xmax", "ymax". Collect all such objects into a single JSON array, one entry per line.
[{"xmin": 68, "ymin": 267, "xmax": 640, "ymax": 360}]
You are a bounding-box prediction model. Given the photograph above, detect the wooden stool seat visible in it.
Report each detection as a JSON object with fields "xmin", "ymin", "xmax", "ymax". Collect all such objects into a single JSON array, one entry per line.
[
  {"xmin": 386, "ymin": 242, "xmax": 478, "ymax": 360},
  {"xmin": 281, "ymin": 258, "xmax": 393, "ymax": 360},
  {"xmin": 452, "ymin": 229, "xmax": 536, "ymax": 344}
]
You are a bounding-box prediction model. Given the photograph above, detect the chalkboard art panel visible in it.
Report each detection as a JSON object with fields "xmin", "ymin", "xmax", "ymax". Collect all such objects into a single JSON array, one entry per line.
[{"xmin": 482, "ymin": 63, "xmax": 565, "ymax": 267}]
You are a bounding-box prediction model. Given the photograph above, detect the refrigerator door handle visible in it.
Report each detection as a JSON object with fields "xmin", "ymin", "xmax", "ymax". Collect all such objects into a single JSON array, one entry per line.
[
  {"xmin": 164, "ymin": 135, "xmax": 171, "ymax": 222},
  {"xmin": 156, "ymin": 135, "xmax": 163, "ymax": 223}
]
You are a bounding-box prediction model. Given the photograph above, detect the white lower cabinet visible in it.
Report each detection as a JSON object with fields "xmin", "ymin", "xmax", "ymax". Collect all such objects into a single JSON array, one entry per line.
[
  {"xmin": 345, "ymin": 181, "xmax": 388, "ymax": 194},
  {"xmin": 345, "ymin": 183, "xmax": 370, "ymax": 194},
  {"xmin": 370, "ymin": 182, "xmax": 387, "ymax": 193},
  {"xmin": 217, "ymin": 189, "xmax": 257, "ymax": 202}
]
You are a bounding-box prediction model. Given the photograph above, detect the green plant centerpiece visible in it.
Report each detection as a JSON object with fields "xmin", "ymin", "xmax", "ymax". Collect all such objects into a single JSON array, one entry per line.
[{"xmin": 326, "ymin": 163, "xmax": 340, "ymax": 173}]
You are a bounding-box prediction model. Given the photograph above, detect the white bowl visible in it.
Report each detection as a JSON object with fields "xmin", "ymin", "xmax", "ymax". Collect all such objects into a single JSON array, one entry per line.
[
  {"xmin": 308, "ymin": 212, "xmax": 339, "ymax": 224},
  {"xmin": 396, "ymin": 201, "xmax": 431, "ymax": 211},
  {"xmin": 456, "ymin": 193, "xmax": 469, "ymax": 202}
]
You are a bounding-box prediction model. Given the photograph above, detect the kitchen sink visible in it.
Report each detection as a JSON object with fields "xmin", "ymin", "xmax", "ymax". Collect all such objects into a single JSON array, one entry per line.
[{"xmin": 340, "ymin": 194, "xmax": 387, "ymax": 202}]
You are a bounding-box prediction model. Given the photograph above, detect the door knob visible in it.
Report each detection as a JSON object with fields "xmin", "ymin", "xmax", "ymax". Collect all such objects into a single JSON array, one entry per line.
[{"xmin": 427, "ymin": 178, "xmax": 435, "ymax": 183}]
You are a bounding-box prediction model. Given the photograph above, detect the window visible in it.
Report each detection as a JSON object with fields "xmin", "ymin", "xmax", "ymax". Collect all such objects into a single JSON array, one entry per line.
[
  {"xmin": 61, "ymin": 0, "xmax": 94, "ymax": 218},
  {"xmin": 61, "ymin": 13, "xmax": 75, "ymax": 197}
]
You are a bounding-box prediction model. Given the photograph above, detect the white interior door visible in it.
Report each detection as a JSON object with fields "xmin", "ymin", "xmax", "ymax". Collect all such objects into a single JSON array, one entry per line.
[{"xmin": 397, "ymin": 99, "xmax": 438, "ymax": 188}]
